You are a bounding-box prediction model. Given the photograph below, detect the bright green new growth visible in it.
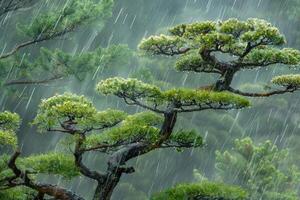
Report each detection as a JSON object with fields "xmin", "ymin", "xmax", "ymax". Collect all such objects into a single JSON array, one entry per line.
[
  {"xmin": 163, "ymin": 88, "xmax": 250, "ymax": 109},
  {"xmin": 0, "ymin": 111, "xmax": 21, "ymax": 131},
  {"xmin": 0, "ymin": 187, "xmax": 34, "ymax": 200},
  {"xmin": 84, "ymin": 111, "xmax": 203, "ymax": 150},
  {"xmin": 272, "ymin": 74, "xmax": 300, "ymax": 87},
  {"xmin": 150, "ymin": 181, "xmax": 248, "ymax": 200},
  {"xmin": 0, "ymin": 130, "xmax": 17, "ymax": 148},
  {"xmin": 19, "ymin": 153, "xmax": 80, "ymax": 179},
  {"xmin": 97, "ymin": 77, "xmax": 250, "ymax": 111},
  {"xmin": 215, "ymin": 137, "xmax": 300, "ymax": 200},
  {"xmin": 0, "ymin": 111, "xmax": 20, "ymax": 148},
  {"xmin": 97, "ymin": 77, "xmax": 162, "ymax": 100},
  {"xmin": 139, "ymin": 18, "xmax": 300, "ymax": 73},
  {"xmin": 175, "ymin": 50, "xmax": 215, "ymax": 73},
  {"xmin": 19, "ymin": 0, "xmax": 113, "ymax": 39},
  {"xmin": 34, "ymin": 92, "xmax": 97, "ymax": 130},
  {"xmin": 33, "ymin": 93, "xmax": 127, "ymax": 132}
]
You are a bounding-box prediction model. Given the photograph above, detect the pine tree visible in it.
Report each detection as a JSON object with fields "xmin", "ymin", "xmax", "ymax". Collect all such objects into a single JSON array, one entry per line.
[{"xmin": 1, "ymin": 18, "xmax": 300, "ymax": 200}]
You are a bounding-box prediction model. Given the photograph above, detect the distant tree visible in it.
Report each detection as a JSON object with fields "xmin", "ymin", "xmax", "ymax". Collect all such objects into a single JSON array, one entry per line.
[
  {"xmin": 215, "ymin": 137, "xmax": 300, "ymax": 200},
  {"xmin": 1, "ymin": 18, "xmax": 300, "ymax": 200},
  {"xmin": 0, "ymin": 0, "xmax": 132, "ymax": 87}
]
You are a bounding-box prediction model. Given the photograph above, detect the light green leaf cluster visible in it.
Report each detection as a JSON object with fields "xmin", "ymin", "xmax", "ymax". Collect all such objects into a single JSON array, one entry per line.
[
  {"xmin": 0, "ymin": 187, "xmax": 35, "ymax": 200},
  {"xmin": 0, "ymin": 154, "xmax": 13, "ymax": 180},
  {"xmin": 19, "ymin": 0, "xmax": 113, "ymax": 39},
  {"xmin": 0, "ymin": 111, "xmax": 21, "ymax": 131},
  {"xmin": 85, "ymin": 111, "xmax": 203, "ymax": 150},
  {"xmin": 138, "ymin": 34, "xmax": 185, "ymax": 55},
  {"xmin": 179, "ymin": 21, "xmax": 217, "ymax": 39},
  {"xmin": 219, "ymin": 18, "xmax": 252, "ymax": 37},
  {"xmin": 169, "ymin": 130, "xmax": 203, "ymax": 147},
  {"xmin": 272, "ymin": 74, "xmax": 300, "ymax": 87},
  {"xmin": 85, "ymin": 112, "xmax": 162, "ymax": 148},
  {"xmin": 122, "ymin": 111, "xmax": 163, "ymax": 127},
  {"xmin": 163, "ymin": 88, "xmax": 250, "ymax": 109},
  {"xmin": 18, "ymin": 152, "xmax": 80, "ymax": 179},
  {"xmin": 33, "ymin": 93, "xmax": 97, "ymax": 131},
  {"xmin": 0, "ymin": 130, "xmax": 17, "ymax": 148},
  {"xmin": 175, "ymin": 51, "xmax": 216, "ymax": 73},
  {"xmin": 244, "ymin": 48, "xmax": 300, "ymax": 67},
  {"xmin": 97, "ymin": 77, "xmax": 250, "ymax": 110},
  {"xmin": 150, "ymin": 181, "xmax": 248, "ymax": 200},
  {"xmin": 215, "ymin": 137, "xmax": 300, "ymax": 200},
  {"xmin": 241, "ymin": 18, "xmax": 285, "ymax": 45},
  {"xmin": 139, "ymin": 18, "xmax": 299, "ymax": 72},
  {"xmin": 0, "ymin": 111, "xmax": 20, "ymax": 148},
  {"xmin": 97, "ymin": 77, "xmax": 162, "ymax": 101},
  {"xmin": 34, "ymin": 93, "xmax": 127, "ymax": 132}
]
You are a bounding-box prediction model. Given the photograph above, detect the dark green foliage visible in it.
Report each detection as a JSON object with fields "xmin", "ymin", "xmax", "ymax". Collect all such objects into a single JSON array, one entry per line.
[
  {"xmin": 18, "ymin": 0, "xmax": 113, "ymax": 39},
  {"xmin": 150, "ymin": 181, "xmax": 248, "ymax": 200}
]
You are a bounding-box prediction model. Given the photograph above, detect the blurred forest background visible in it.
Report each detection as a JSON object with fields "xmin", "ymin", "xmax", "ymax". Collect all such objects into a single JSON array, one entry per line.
[{"xmin": 1, "ymin": 0, "xmax": 300, "ymax": 199}]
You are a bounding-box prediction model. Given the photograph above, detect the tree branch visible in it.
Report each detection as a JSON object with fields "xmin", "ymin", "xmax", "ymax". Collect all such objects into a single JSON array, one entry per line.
[
  {"xmin": 74, "ymin": 134, "xmax": 106, "ymax": 182},
  {"xmin": 228, "ymin": 87, "xmax": 298, "ymax": 97},
  {"xmin": 0, "ymin": 24, "xmax": 75, "ymax": 60},
  {"xmin": 4, "ymin": 75, "xmax": 64, "ymax": 86},
  {"xmin": 6, "ymin": 151, "xmax": 85, "ymax": 200}
]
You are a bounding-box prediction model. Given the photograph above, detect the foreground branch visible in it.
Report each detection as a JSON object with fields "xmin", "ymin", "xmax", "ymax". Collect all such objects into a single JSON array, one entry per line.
[{"xmin": 7, "ymin": 151, "xmax": 85, "ymax": 200}]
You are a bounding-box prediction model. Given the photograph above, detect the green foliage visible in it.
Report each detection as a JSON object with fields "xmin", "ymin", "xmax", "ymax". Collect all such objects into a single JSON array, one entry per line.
[
  {"xmin": 244, "ymin": 47, "xmax": 300, "ymax": 67},
  {"xmin": 0, "ymin": 45, "xmax": 132, "ymax": 86},
  {"xmin": 0, "ymin": 111, "xmax": 21, "ymax": 131},
  {"xmin": 175, "ymin": 50, "xmax": 215, "ymax": 73},
  {"xmin": 139, "ymin": 18, "xmax": 300, "ymax": 72},
  {"xmin": 240, "ymin": 18, "xmax": 285, "ymax": 45},
  {"xmin": 33, "ymin": 93, "xmax": 127, "ymax": 132},
  {"xmin": 85, "ymin": 111, "xmax": 202, "ymax": 150},
  {"xmin": 272, "ymin": 74, "xmax": 300, "ymax": 87},
  {"xmin": 34, "ymin": 93, "xmax": 97, "ymax": 131},
  {"xmin": 97, "ymin": 77, "xmax": 162, "ymax": 100},
  {"xmin": 85, "ymin": 112, "xmax": 162, "ymax": 148},
  {"xmin": 97, "ymin": 77, "xmax": 250, "ymax": 111},
  {"xmin": 150, "ymin": 181, "xmax": 248, "ymax": 200},
  {"xmin": 0, "ymin": 111, "xmax": 20, "ymax": 148},
  {"xmin": 0, "ymin": 130, "xmax": 17, "ymax": 148},
  {"xmin": 163, "ymin": 88, "xmax": 250, "ymax": 109},
  {"xmin": 215, "ymin": 137, "xmax": 300, "ymax": 200},
  {"xmin": 138, "ymin": 35, "xmax": 185, "ymax": 55},
  {"xmin": 19, "ymin": 152, "xmax": 80, "ymax": 179},
  {"xmin": 18, "ymin": 0, "xmax": 113, "ymax": 39},
  {"xmin": 0, "ymin": 187, "xmax": 35, "ymax": 200},
  {"xmin": 169, "ymin": 130, "xmax": 203, "ymax": 148}
]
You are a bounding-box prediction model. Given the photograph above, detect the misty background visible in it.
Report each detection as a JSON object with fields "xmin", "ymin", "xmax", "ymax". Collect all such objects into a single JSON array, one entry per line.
[{"xmin": 1, "ymin": 0, "xmax": 300, "ymax": 199}]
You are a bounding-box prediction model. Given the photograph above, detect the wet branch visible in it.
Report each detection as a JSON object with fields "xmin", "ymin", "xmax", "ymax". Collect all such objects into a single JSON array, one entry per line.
[{"xmin": 228, "ymin": 86, "xmax": 298, "ymax": 97}]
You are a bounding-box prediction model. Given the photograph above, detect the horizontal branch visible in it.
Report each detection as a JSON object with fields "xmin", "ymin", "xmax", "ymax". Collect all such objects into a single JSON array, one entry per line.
[
  {"xmin": 6, "ymin": 150, "xmax": 85, "ymax": 200},
  {"xmin": 121, "ymin": 96, "xmax": 165, "ymax": 114},
  {"xmin": 0, "ymin": 25, "xmax": 75, "ymax": 60},
  {"xmin": 4, "ymin": 75, "xmax": 64, "ymax": 86},
  {"xmin": 228, "ymin": 87, "xmax": 298, "ymax": 97}
]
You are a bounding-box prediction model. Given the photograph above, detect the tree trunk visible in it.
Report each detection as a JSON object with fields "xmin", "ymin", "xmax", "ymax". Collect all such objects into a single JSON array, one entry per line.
[
  {"xmin": 93, "ymin": 174, "xmax": 121, "ymax": 200},
  {"xmin": 214, "ymin": 69, "xmax": 236, "ymax": 91}
]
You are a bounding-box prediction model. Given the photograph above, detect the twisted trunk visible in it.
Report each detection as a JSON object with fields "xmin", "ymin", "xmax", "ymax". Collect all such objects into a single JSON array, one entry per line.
[{"xmin": 92, "ymin": 109, "xmax": 177, "ymax": 200}]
